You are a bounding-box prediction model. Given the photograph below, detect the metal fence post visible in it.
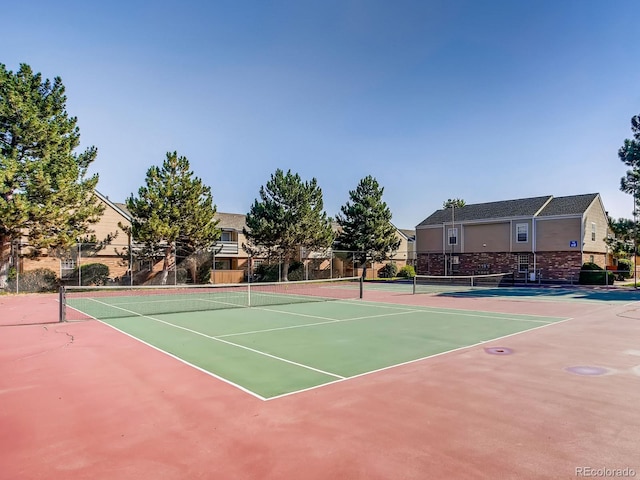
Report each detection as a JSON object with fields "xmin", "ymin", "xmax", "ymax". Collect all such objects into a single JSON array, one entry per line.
[{"xmin": 59, "ymin": 286, "xmax": 66, "ymax": 322}]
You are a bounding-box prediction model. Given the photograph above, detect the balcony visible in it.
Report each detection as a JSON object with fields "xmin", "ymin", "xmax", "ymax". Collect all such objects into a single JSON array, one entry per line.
[{"xmin": 214, "ymin": 241, "xmax": 239, "ymax": 255}]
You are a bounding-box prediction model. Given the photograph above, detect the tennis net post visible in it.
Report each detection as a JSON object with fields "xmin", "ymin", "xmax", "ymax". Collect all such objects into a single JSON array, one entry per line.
[{"xmin": 59, "ymin": 286, "xmax": 66, "ymax": 322}]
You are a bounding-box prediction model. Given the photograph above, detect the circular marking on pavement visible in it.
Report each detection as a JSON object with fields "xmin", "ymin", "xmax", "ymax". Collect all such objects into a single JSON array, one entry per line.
[
  {"xmin": 565, "ymin": 366, "xmax": 610, "ymax": 376},
  {"xmin": 484, "ymin": 347, "xmax": 513, "ymax": 355}
]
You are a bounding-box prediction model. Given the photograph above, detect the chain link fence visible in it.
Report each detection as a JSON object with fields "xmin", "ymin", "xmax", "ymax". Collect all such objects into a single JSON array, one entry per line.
[{"xmin": 5, "ymin": 240, "xmax": 418, "ymax": 292}]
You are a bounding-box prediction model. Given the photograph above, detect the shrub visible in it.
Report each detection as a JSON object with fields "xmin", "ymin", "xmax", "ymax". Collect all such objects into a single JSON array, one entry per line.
[
  {"xmin": 397, "ymin": 265, "xmax": 416, "ymax": 279},
  {"xmin": 197, "ymin": 262, "xmax": 212, "ymax": 284},
  {"xmin": 79, "ymin": 263, "xmax": 110, "ymax": 286},
  {"xmin": 287, "ymin": 261, "xmax": 305, "ymax": 281},
  {"xmin": 579, "ymin": 262, "xmax": 615, "ymax": 285},
  {"xmin": 63, "ymin": 263, "xmax": 110, "ymax": 286},
  {"xmin": 616, "ymin": 259, "xmax": 632, "ymax": 279},
  {"xmin": 253, "ymin": 261, "xmax": 307, "ymax": 282},
  {"xmin": 254, "ymin": 263, "xmax": 280, "ymax": 282},
  {"xmin": 378, "ymin": 263, "xmax": 398, "ymax": 279},
  {"xmin": 5, "ymin": 268, "xmax": 58, "ymax": 293},
  {"xmin": 175, "ymin": 268, "xmax": 189, "ymax": 284}
]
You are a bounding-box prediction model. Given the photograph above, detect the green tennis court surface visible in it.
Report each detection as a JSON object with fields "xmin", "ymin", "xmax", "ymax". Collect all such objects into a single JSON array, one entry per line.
[{"xmin": 66, "ymin": 294, "xmax": 566, "ymax": 400}]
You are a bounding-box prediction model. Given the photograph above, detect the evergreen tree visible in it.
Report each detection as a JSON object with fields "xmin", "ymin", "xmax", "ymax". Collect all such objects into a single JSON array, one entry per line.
[
  {"xmin": 617, "ymin": 114, "xmax": 640, "ymax": 262},
  {"xmin": 605, "ymin": 215, "xmax": 636, "ymax": 259},
  {"xmin": 335, "ymin": 176, "xmax": 400, "ymax": 279},
  {"xmin": 0, "ymin": 63, "xmax": 102, "ymax": 287},
  {"xmin": 126, "ymin": 151, "xmax": 220, "ymax": 284},
  {"xmin": 619, "ymin": 114, "xmax": 640, "ymax": 201},
  {"xmin": 244, "ymin": 169, "xmax": 333, "ymax": 281},
  {"xmin": 442, "ymin": 198, "xmax": 466, "ymax": 209}
]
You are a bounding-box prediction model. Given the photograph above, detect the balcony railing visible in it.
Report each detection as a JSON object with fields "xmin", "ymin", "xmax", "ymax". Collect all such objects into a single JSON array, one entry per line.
[{"xmin": 214, "ymin": 241, "xmax": 239, "ymax": 255}]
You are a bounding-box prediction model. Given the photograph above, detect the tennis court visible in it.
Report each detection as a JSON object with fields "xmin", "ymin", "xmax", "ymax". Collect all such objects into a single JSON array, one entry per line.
[
  {"xmin": 3, "ymin": 276, "xmax": 640, "ymax": 479},
  {"xmin": 364, "ymin": 273, "xmax": 640, "ymax": 304},
  {"xmin": 62, "ymin": 279, "xmax": 566, "ymax": 399}
]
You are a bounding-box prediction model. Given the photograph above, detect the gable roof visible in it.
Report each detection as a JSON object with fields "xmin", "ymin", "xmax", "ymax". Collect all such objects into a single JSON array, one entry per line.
[
  {"xmin": 417, "ymin": 193, "xmax": 600, "ymax": 227},
  {"xmin": 94, "ymin": 190, "xmax": 132, "ymax": 222},
  {"xmin": 113, "ymin": 202, "xmax": 131, "ymax": 218},
  {"xmin": 417, "ymin": 195, "xmax": 552, "ymax": 226},
  {"xmin": 398, "ymin": 229, "xmax": 416, "ymax": 240},
  {"xmin": 537, "ymin": 193, "xmax": 599, "ymax": 216},
  {"xmin": 98, "ymin": 200, "xmax": 246, "ymax": 231}
]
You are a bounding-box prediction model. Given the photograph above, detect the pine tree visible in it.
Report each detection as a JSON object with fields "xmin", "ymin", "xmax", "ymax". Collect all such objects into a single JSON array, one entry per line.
[
  {"xmin": 443, "ymin": 198, "xmax": 466, "ymax": 209},
  {"xmin": 618, "ymin": 114, "xmax": 640, "ymax": 264},
  {"xmin": 244, "ymin": 169, "xmax": 333, "ymax": 281},
  {"xmin": 335, "ymin": 176, "xmax": 400, "ymax": 279},
  {"xmin": 619, "ymin": 114, "xmax": 640, "ymax": 203},
  {"xmin": 0, "ymin": 63, "xmax": 102, "ymax": 288},
  {"xmin": 126, "ymin": 151, "xmax": 220, "ymax": 284}
]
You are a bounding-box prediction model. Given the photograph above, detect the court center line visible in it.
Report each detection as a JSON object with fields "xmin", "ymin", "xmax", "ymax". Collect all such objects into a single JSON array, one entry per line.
[
  {"xmin": 218, "ymin": 304, "xmax": 555, "ymax": 339},
  {"xmin": 217, "ymin": 308, "xmax": 423, "ymax": 338},
  {"xmin": 86, "ymin": 298, "xmax": 345, "ymax": 380},
  {"xmin": 337, "ymin": 299, "xmax": 558, "ymax": 323}
]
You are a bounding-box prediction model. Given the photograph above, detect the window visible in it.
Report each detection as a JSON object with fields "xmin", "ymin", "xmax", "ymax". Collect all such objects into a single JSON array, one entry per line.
[
  {"xmin": 516, "ymin": 223, "xmax": 528, "ymax": 243},
  {"xmin": 517, "ymin": 254, "xmax": 529, "ymax": 273},
  {"xmin": 448, "ymin": 227, "xmax": 458, "ymax": 245},
  {"xmin": 214, "ymin": 259, "xmax": 231, "ymax": 270},
  {"xmin": 221, "ymin": 231, "xmax": 233, "ymax": 242},
  {"xmin": 591, "ymin": 223, "xmax": 596, "ymax": 242},
  {"xmin": 60, "ymin": 258, "xmax": 76, "ymax": 278},
  {"xmin": 450, "ymin": 255, "xmax": 460, "ymax": 273},
  {"xmin": 589, "ymin": 255, "xmax": 595, "ymax": 263}
]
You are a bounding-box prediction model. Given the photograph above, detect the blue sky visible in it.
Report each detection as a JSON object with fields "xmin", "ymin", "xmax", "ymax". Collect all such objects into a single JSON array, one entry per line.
[{"xmin": 4, "ymin": 0, "xmax": 640, "ymax": 228}]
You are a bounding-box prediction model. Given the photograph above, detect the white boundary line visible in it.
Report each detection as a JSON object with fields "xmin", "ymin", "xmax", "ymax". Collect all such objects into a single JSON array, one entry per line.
[
  {"xmin": 434, "ymin": 291, "xmax": 634, "ymax": 305},
  {"xmin": 87, "ymin": 298, "xmax": 344, "ymax": 380},
  {"xmin": 333, "ymin": 298, "xmax": 561, "ymax": 322},
  {"xmin": 265, "ymin": 316, "xmax": 576, "ymax": 401},
  {"xmin": 67, "ymin": 295, "xmax": 572, "ymax": 402},
  {"xmin": 96, "ymin": 293, "xmax": 247, "ymax": 310},
  {"xmin": 217, "ymin": 308, "xmax": 422, "ymax": 338},
  {"xmin": 61, "ymin": 305, "xmax": 268, "ymax": 400},
  {"xmin": 216, "ymin": 302, "xmax": 556, "ymax": 339}
]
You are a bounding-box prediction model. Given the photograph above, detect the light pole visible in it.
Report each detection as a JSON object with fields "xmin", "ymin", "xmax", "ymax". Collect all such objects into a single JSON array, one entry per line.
[
  {"xmin": 450, "ymin": 203, "xmax": 455, "ymax": 275},
  {"xmin": 634, "ymin": 181, "xmax": 638, "ymax": 289}
]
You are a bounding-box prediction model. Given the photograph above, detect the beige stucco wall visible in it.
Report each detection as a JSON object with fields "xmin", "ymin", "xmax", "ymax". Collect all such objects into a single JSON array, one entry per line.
[
  {"xmin": 582, "ymin": 199, "xmax": 609, "ymax": 254},
  {"xmin": 463, "ymin": 222, "xmax": 511, "ymax": 253},
  {"xmin": 91, "ymin": 199, "xmax": 130, "ymax": 244},
  {"xmin": 21, "ymin": 196, "xmax": 131, "ymax": 276},
  {"xmin": 416, "ymin": 227, "xmax": 444, "ymax": 253},
  {"xmin": 389, "ymin": 232, "xmax": 412, "ymax": 263},
  {"xmin": 536, "ymin": 217, "xmax": 581, "ymax": 252}
]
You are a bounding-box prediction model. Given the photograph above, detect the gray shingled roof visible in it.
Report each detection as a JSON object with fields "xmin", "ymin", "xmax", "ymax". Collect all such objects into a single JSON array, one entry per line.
[
  {"xmin": 215, "ymin": 212, "xmax": 247, "ymax": 231},
  {"xmin": 109, "ymin": 205, "xmax": 245, "ymax": 230},
  {"xmin": 417, "ymin": 195, "xmax": 552, "ymax": 226},
  {"xmin": 113, "ymin": 202, "xmax": 131, "ymax": 218},
  {"xmin": 399, "ymin": 229, "xmax": 416, "ymax": 240},
  {"xmin": 537, "ymin": 193, "xmax": 598, "ymax": 216},
  {"xmin": 417, "ymin": 193, "xmax": 600, "ymax": 227}
]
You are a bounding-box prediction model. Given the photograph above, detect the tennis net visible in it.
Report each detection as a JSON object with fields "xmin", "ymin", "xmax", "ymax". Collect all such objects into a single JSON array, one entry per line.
[
  {"xmin": 412, "ymin": 272, "xmax": 514, "ymax": 294},
  {"xmin": 60, "ymin": 276, "xmax": 363, "ymax": 321}
]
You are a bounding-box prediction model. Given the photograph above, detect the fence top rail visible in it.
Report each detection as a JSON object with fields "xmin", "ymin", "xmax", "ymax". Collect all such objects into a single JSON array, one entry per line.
[{"xmin": 62, "ymin": 276, "xmax": 363, "ymax": 292}]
